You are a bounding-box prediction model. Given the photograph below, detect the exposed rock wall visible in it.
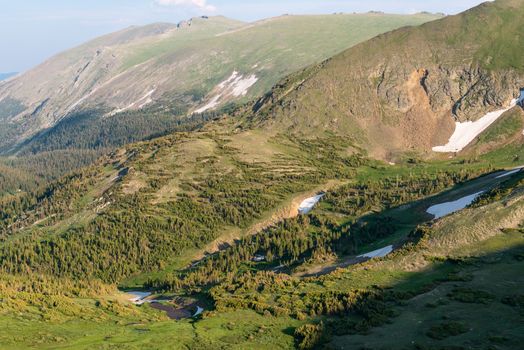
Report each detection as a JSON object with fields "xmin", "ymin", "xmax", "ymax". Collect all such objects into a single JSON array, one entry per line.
[{"xmin": 377, "ymin": 64, "xmax": 524, "ymax": 122}]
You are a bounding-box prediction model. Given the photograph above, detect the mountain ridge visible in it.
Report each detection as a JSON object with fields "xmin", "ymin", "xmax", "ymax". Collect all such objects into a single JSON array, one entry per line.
[
  {"xmin": 0, "ymin": 13, "xmax": 441, "ymax": 153},
  {"xmin": 247, "ymin": 0, "xmax": 524, "ymax": 160},
  {"xmin": 0, "ymin": 72, "xmax": 17, "ymax": 81}
]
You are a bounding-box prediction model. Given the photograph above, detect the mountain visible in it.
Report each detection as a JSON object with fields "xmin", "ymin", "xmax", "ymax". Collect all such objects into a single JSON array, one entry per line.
[
  {"xmin": 0, "ymin": 72, "xmax": 17, "ymax": 81},
  {"xmin": 0, "ymin": 13, "xmax": 441, "ymax": 153},
  {"xmin": 1, "ymin": 1, "xmax": 524, "ymax": 349},
  {"xmin": 251, "ymin": 0, "xmax": 524, "ymax": 160}
]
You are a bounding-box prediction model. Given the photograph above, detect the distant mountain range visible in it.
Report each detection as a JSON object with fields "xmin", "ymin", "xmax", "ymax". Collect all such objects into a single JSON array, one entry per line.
[
  {"xmin": 0, "ymin": 13, "xmax": 440, "ymax": 153},
  {"xmin": 0, "ymin": 72, "xmax": 17, "ymax": 81}
]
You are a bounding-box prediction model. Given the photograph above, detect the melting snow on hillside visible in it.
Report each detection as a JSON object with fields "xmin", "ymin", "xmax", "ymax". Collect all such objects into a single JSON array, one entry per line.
[
  {"xmin": 231, "ymin": 74, "xmax": 258, "ymax": 97},
  {"xmin": 194, "ymin": 95, "xmax": 221, "ymax": 114},
  {"xmin": 298, "ymin": 194, "xmax": 325, "ymax": 215},
  {"xmin": 433, "ymin": 96, "xmax": 522, "ymax": 153},
  {"xmin": 108, "ymin": 88, "xmax": 156, "ymax": 117},
  {"xmin": 193, "ymin": 306, "xmax": 204, "ymax": 317},
  {"xmin": 433, "ymin": 90, "xmax": 524, "ymax": 153},
  {"xmin": 426, "ymin": 191, "xmax": 484, "ymax": 219},
  {"xmin": 195, "ymin": 71, "xmax": 258, "ymax": 113},
  {"xmin": 357, "ymin": 245, "xmax": 394, "ymax": 259}
]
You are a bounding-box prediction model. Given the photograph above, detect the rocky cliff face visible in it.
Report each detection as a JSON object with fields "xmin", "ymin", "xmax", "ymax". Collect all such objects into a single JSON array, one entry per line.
[{"xmin": 377, "ymin": 64, "xmax": 523, "ymax": 122}]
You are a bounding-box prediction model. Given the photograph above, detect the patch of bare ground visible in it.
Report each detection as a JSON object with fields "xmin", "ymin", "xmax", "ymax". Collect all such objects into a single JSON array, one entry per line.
[
  {"xmin": 122, "ymin": 178, "xmax": 147, "ymax": 195},
  {"xmin": 400, "ymin": 69, "xmax": 454, "ymax": 151}
]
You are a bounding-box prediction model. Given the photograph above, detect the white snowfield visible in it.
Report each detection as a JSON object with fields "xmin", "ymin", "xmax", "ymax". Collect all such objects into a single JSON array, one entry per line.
[
  {"xmin": 433, "ymin": 97, "xmax": 520, "ymax": 153},
  {"xmin": 65, "ymin": 68, "xmax": 131, "ymax": 116},
  {"xmin": 218, "ymin": 71, "xmax": 240, "ymax": 89},
  {"xmin": 426, "ymin": 191, "xmax": 484, "ymax": 219},
  {"xmin": 231, "ymin": 74, "xmax": 258, "ymax": 97},
  {"xmin": 357, "ymin": 245, "xmax": 394, "ymax": 259},
  {"xmin": 298, "ymin": 194, "xmax": 325, "ymax": 214},
  {"xmin": 195, "ymin": 71, "xmax": 258, "ymax": 113}
]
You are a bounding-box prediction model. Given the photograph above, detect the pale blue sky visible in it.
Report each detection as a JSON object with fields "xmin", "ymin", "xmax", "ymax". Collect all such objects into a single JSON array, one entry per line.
[{"xmin": 0, "ymin": 0, "xmax": 490, "ymax": 72}]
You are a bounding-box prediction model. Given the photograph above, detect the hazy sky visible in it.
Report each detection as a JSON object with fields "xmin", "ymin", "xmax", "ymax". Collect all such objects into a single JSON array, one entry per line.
[{"xmin": 0, "ymin": 0, "xmax": 490, "ymax": 72}]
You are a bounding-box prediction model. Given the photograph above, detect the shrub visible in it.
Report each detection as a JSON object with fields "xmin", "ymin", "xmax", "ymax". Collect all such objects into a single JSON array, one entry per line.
[
  {"xmin": 447, "ymin": 288, "xmax": 495, "ymax": 304},
  {"xmin": 426, "ymin": 321, "xmax": 468, "ymax": 340},
  {"xmin": 295, "ymin": 322, "xmax": 324, "ymax": 350}
]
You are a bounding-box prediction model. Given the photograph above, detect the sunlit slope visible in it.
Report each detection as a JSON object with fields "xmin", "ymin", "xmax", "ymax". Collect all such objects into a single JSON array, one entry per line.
[
  {"xmin": 1, "ymin": 147, "xmax": 522, "ymax": 349},
  {"xmin": 0, "ymin": 13, "xmax": 441, "ymax": 152},
  {"xmin": 252, "ymin": 0, "xmax": 524, "ymax": 160}
]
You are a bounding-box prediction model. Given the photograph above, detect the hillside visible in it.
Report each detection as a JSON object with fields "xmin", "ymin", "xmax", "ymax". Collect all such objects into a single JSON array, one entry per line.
[
  {"xmin": 0, "ymin": 13, "xmax": 440, "ymax": 154},
  {"xmin": 250, "ymin": 0, "xmax": 524, "ymax": 160},
  {"xmin": 1, "ymin": 123, "xmax": 523, "ymax": 348},
  {"xmin": 1, "ymin": 1, "xmax": 524, "ymax": 349}
]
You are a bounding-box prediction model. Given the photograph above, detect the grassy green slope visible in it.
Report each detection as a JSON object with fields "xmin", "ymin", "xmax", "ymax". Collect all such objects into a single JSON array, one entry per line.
[
  {"xmin": 1, "ymin": 147, "xmax": 522, "ymax": 349},
  {"xmin": 120, "ymin": 13, "xmax": 442, "ymax": 99}
]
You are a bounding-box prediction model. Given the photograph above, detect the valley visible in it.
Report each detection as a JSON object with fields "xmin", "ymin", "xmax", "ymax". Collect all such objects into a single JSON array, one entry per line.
[{"xmin": 1, "ymin": 147, "xmax": 523, "ymax": 349}]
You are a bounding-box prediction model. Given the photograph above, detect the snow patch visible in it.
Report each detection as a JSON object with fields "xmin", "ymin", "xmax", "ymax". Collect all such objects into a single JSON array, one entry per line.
[
  {"xmin": 138, "ymin": 90, "xmax": 155, "ymax": 109},
  {"xmin": 231, "ymin": 74, "xmax": 258, "ymax": 97},
  {"xmin": 64, "ymin": 69, "xmax": 130, "ymax": 116},
  {"xmin": 194, "ymin": 71, "xmax": 258, "ymax": 113},
  {"xmin": 218, "ymin": 71, "xmax": 239, "ymax": 89},
  {"xmin": 426, "ymin": 191, "xmax": 484, "ymax": 219},
  {"xmin": 433, "ymin": 98, "xmax": 520, "ymax": 153},
  {"xmin": 357, "ymin": 245, "xmax": 393, "ymax": 259},
  {"xmin": 194, "ymin": 95, "xmax": 221, "ymax": 114},
  {"xmin": 193, "ymin": 306, "xmax": 204, "ymax": 317},
  {"xmin": 127, "ymin": 291, "xmax": 168, "ymax": 305},
  {"xmin": 298, "ymin": 194, "xmax": 325, "ymax": 215},
  {"xmin": 253, "ymin": 254, "xmax": 266, "ymax": 262},
  {"xmin": 108, "ymin": 88, "xmax": 156, "ymax": 117}
]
